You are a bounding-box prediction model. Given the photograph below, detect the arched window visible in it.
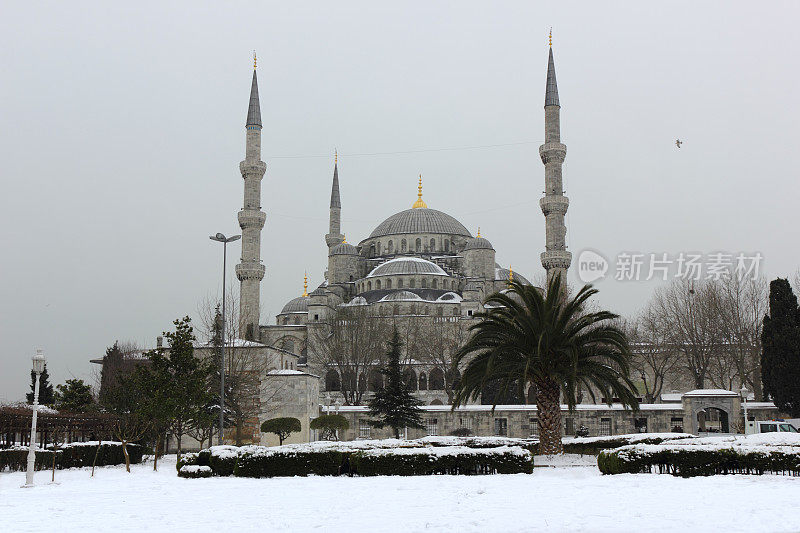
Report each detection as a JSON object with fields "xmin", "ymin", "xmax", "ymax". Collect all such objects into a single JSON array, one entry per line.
[
  {"xmin": 401, "ymin": 239, "xmax": 407, "ymax": 252},
  {"xmin": 398, "ymin": 278, "xmax": 404, "ymax": 288},
  {"xmin": 281, "ymin": 338, "xmax": 295, "ymax": 353},
  {"xmin": 368, "ymin": 369, "xmax": 383, "ymax": 391},
  {"xmin": 409, "ymin": 279, "xmax": 415, "ymax": 288},
  {"xmin": 367, "ymin": 281, "xmax": 372, "ymax": 291},
  {"xmin": 376, "ymin": 279, "xmax": 382, "ymax": 290},
  {"xmin": 423, "ymin": 305, "xmax": 429, "ymax": 315},
  {"xmin": 452, "ymin": 307, "xmax": 459, "ymax": 316},
  {"xmin": 388, "ymin": 240, "xmax": 394, "ymax": 254},
  {"xmin": 429, "ymin": 368, "xmax": 445, "ymax": 390},
  {"xmin": 393, "ymin": 305, "xmax": 399, "ymax": 315},
  {"xmin": 415, "ymin": 238, "xmax": 422, "ymax": 252},
  {"xmin": 430, "ymin": 238, "xmax": 436, "ymax": 251},
  {"xmin": 430, "ymin": 399, "xmax": 443, "ymax": 406},
  {"xmin": 386, "ymin": 279, "xmax": 392, "ymax": 289},
  {"xmin": 349, "ymin": 275, "xmax": 354, "ymax": 282},
  {"xmin": 342, "ymin": 370, "xmax": 356, "ymax": 391},
  {"xmin": 325, "ymin": 369, "xmax": 341, "ymax": 391},
  {"xmin": 431, "ymin": 279, "xmax": 437, "ymax": 289},
  {"xmin": 403, "ymin": 368, "xmax": 418, "ymax": 391},
  {"xmin": 444, "ymin": 240, "xmax": 450, "ymax": 252},
  {"xmin": 422, "ymin": 278, "xmax": 428, "ymax": 288},
  {"xmin": 376, "ymin": 242, "xmax": 381, "ymax": 255},
  {"xmin": 437, "ymin": 307, "xmax": 443, "ymax": 316},
  {"xmin": 370, "ymin": 243, "xmax": 375, "ymax": 257},
  {"xmin": 418, "ymin": 372, "xmax": 427, "ymax": 390}
]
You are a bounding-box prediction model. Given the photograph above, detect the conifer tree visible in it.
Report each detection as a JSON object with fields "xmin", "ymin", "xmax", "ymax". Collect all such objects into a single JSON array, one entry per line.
[
  {"xmin": 761, "ymin": 278, "xmax": 800, "ymax": 416},
  {"xmin": 368, "ymin": 328, "xmax": 424, "ymax": 438},
  {"xmin": 27, "ymin": 363, "xmax": 54, "ymax": 406},
  {"xmin": 54, "ymin": 379, "xmax": 95, "ymax": 413}
]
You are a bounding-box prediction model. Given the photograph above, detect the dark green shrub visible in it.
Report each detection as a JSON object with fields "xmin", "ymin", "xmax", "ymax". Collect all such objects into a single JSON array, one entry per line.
[
  {"xmin": 310, "ymin": 414, "xmax": 350, "ymax": 440},
  {"xmin": 234, "ymin": 449, "xmax": 344, "ymax": 478},
  {"xmin": 575, "ymin": 425, "xmax": 590, "ymax": 438},
  {"xmin": 564, "ymin": 434, "xmax": 694, "ymax": 456},
  {"xmin": 178, "ymin": 465, "xmax": 213, "ymax": 478},
  {"xmin": 208, "ymin": 447, "xmax": 239, "ymax": 477},
  {"xmin": 176, "ymin": 452, "xmax": 199, "ymax": 471},
  {"xmin": 598, "ymin": 445, "xmax": 800, "ymax": 477},
  {"xmin": 261, "ymin": 417, "xmax": 302, "ymax": 445},
  {"xmin": 0, "ymin": 442, "xmax": 143, "ymax": 472},
  {"xmin": 350, "ymin": 447, "xmax": 533, "ymax": 476}
]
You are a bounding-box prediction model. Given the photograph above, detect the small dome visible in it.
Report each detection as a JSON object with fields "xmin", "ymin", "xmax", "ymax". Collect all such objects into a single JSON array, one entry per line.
[
  {"xmin": 344, "ymin": 296, "xmax": 368, "ymax": 306},
  {"xmin": 495, "ymin": 267, "xmax": 532, "ymax": 285},
  {"xmin": 379, "ymin": 290, "xmax": 424, "ymax": 302},
  {"xmin": 367, "ymin": 257, "xmax": 447, "ymax": 277},
  {"xmin": 464, "ymin": 236, "xmax": 494, "ymax": 251},
  {"xmin": 436, "ymin": 292, "xmax": 463, "ymax": 302},
  {"xmin": 330, "ymin": 242, "xmax": 358, "ymax": 255},
  {"xmin": 280, "ymin": 295, "xmax": 309, "ymax": 314}
]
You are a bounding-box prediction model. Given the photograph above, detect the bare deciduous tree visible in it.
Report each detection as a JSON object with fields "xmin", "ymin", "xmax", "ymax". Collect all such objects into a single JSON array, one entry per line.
[{"xmin": 625, "ymin": 314, "xmax": 681, "ymax": 403}]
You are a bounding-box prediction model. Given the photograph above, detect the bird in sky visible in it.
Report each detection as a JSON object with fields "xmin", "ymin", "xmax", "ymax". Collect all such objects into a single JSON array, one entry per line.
[{"xmin": 675, "ymin": 139, "xmax": 683, "ymax": 148}]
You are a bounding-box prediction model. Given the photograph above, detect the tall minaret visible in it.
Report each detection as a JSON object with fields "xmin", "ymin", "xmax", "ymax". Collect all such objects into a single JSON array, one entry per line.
[
  {"xmin": 539, "ymin": 32, "xmax": 572, "ymax": 285},
  {"xmin": 235, "ymin": 54, "xmax": 267, "ymax": 340},
  {"xmin": 325, "ymin": 151, "xmax": 344, "ymax": 249}
]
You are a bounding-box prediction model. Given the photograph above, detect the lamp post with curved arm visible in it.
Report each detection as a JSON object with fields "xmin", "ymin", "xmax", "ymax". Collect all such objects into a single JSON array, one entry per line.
[{"xmin": 209, "ymin": 233, "xmax": 241, "ymax": 445}]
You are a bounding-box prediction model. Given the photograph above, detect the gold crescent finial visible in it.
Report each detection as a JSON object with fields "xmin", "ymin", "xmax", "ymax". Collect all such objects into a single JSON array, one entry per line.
[
  {"xmin": 302, "ymin": 272, "xmax": 308, "ymax": 297},
  {"xmin": 508, "ymin": 266, "xmax": 514, "ymax": 287},
  {"xmin": 477, "ymin": 227, "xmax": 481, "ymax": 238},
  {"xmin": 412, "ymin": 174, "xmax": 427, "ymax": 208},
  {"xmin": 342, "ymin": 234, "xmax": 347, "ymax": 244},
  {"xmin": 335, "ymin": 149, "xmax": 338, "ymax": 165},
  {"xmin": 253, "ymin": 51, "xmax": 257, "ymax": 69},
  {"xmin": 549, "ymin": 28, "xmax": 552, "ymax": 47}
]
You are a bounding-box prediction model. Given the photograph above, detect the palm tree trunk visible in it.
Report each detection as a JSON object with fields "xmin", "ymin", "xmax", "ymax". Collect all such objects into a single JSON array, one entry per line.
[{"xmin": 535, "ymin": 377, "xmax": 563, "ymax": 455}]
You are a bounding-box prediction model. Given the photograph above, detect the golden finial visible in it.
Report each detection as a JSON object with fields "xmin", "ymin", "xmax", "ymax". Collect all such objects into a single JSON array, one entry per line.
[
  {"xmin": 302, "ymin": 272, "xmax": 308, "ymax": 297},
  {"xmin": 548, "ymin": 28, "xmax": 552, "ymax": 47},
  {"xmin": 508, "ymin": 266, "xmax": 514, "ymax": 287},
  {"xmin": 334, "ymin": 149, "xmax": 338, "ymax": 165},
  {"xmin": 253, "ymin": 51, "xmax": 257, "ymax": 69},
  {"xmin": 342, "ymin": 234, "xmax": 347, "ymax": 244},
  {"xmin": 412, "ymin": 174, "xmax": 428, "ymax": 209},
  {"xmin": 477, "ymin": 227, "xmax": 481, "ymax": 238}
]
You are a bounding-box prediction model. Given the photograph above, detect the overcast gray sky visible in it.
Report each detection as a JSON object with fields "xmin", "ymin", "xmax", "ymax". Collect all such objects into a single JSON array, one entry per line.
[{"xmin": 1, "ymin": 1, "xmax": 799, "ymax": 401}]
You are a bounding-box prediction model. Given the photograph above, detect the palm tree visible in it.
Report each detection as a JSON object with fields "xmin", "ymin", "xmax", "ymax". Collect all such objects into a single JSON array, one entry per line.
[{"xmin": 452, "ymin": 274, "xmax": 639, "ymax": 455}]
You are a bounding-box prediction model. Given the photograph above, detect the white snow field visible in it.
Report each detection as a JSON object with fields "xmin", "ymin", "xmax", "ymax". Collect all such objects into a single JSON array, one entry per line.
[{"xmin": 2, "ymin": 455, "xmax": 799, "ymax": 533}]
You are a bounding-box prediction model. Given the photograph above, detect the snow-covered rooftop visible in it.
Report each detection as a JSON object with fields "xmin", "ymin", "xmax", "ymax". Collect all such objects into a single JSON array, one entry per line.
[{"xmin": 683, "ymin": 389, "xmax": 740, "ymax": 397}]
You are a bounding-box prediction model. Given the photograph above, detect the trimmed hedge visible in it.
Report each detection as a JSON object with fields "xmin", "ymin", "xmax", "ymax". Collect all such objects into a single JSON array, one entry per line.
[
  {"xmin": 178, "ymin": 465, "xmax": 213, "ymax": 478},
  {"xmin": 350, "ymin": 447, "xmax": 533, "ymax": 476},
  {"xmin": 563, "ymin": 434, "xmax": 695, "ymax": 456},
  {"xmin": 0, "ymin": 442, "xmax": 144, "ymax": 472},
  {"xmin": 235, "ymin": 448, "xmax": 345, "ymax": 478},
  {"xmin": 598, "ymin": 445, "xmax": 800, "ymax": 477}
]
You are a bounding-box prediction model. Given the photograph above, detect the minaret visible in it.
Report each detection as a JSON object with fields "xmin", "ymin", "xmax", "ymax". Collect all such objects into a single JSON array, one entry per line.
[
  {"xmin": 539, "ymin": 32, "xmax": 572, "ymax": 285},
  {"xmin": 325, "ymin": 151, "xmax": 344, "ymax": 248},
  {"xmin": 235, "ymin": 53, "xmax": 267, "ymax": 340}
]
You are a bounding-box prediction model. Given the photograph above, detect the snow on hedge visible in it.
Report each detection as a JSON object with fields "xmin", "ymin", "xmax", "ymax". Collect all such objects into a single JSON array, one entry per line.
[
  {"xmin": 180, "ymin": 465, "xmax": 212, "ymax": 474},
  {"xmin": 566, "ymin": 433, "xmax": 695, "ymax": 445},
  {"xmin": 614, "ymin": 432, "xmax": 800, "ymax": 459},
  {"xmin": 359, "ymin": 445, "xmax": 531, "ymax": 458}
]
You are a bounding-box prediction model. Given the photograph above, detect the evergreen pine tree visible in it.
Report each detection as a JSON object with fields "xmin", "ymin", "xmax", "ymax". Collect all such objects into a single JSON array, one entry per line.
[
  {"xmin": 27, "ymin": 363, "xmax": 55, "ymax": 405},
  {"xmin": 761, "ymin": 278, "xmax": 800, "ymax": 416},
  {"xmin": 368, "ymin": 328, "xmax": 424, "ymax": 438},
  {"xmin": 54, "ymin": 378, "xmax": 95, "ymax": 412}
]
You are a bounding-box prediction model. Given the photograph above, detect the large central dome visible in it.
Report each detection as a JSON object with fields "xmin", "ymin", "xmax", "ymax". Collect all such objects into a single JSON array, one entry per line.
[{"xmin": 368, "ymin": 208, "xmax": 472, "ymax": 239}]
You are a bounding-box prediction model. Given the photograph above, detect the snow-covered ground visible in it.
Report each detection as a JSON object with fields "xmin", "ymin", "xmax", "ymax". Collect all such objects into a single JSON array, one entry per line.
[{"xmin": 2, "ymin": 455, "xmax": 799, "ymax": 532}]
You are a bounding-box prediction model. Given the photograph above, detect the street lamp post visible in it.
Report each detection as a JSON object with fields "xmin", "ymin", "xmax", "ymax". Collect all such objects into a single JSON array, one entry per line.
[
  {"xmin": 740, "ymin": 386, "xmax": 749, "ymax": 434},
  {"xmin": 23, "ymin": 349, "xmax": 46, "ymax": 488},
  {"xmin": 209, "ymin": 232, "xmax": 241, "ymax": 445}
]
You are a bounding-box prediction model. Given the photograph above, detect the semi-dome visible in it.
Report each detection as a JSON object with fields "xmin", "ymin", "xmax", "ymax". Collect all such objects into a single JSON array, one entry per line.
[
  {"xmin": 379, "ymin": 290, "xmax": 424, "ymax": 302},
  {"xmin": 464, "ymin": 236, "xmax": 494, "ymax": 251},
  {"xmin": 330, "ymin": 242, "xmax": 358, "ymax": 255},
  {"xmin": 280, "ymin": 295, "xmax": 309, "ymax": 314},
  {"xmin": 368, "ymin": 208, "xmax": 472, "ymax": 239},
  {"xmin": 367, "ymin": 257, "xmax": 447, "ymax": 277}
]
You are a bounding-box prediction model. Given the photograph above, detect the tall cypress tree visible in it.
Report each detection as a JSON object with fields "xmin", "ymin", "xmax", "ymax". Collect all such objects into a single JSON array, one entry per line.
[
  {"xmin": 27, "ymin": 363, "xmax": 55, "ymax": 405},
  {"xmin": 761, "ymin": 278, "xmax": 800, "ymax": 416},
  {"xmin": 368, "ymin": 328, "xmax": 424, "ymax": 438}
]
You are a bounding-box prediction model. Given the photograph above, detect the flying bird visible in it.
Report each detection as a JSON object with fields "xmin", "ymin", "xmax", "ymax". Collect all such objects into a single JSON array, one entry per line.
[{"xmin": 675, "ymin": 139, "xmax": 683, "ymax": 148}]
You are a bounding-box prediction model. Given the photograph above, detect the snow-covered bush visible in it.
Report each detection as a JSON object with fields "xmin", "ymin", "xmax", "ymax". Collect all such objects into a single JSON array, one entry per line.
[
  {"xmin": 563, "ymin": 433, "xmax": 695, "ymax": 455},
  {"xmin": 178, "ymin": 465, "xmax": 213, "ymax": 478},
  {"xmin": 208, "ymin": 446, "xmax": 240, "ymax": 476},
  {"xmin": 598, "ymin": 433, "xmax": 800, "ymax": 477},
  {"xmin": 176, "ymin": 452, "xmax": 199, "ymax": 471},
  {"xmin": 234, "ymin": 446, "xmax": 345, "ymax": 478},
  {"xmin": 350, "ymin": 446, "xmax": 533, "ymax": 476},
  {"xmin": 575, "ymin": 425, "xmax": 590, "ymax": 438}
]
